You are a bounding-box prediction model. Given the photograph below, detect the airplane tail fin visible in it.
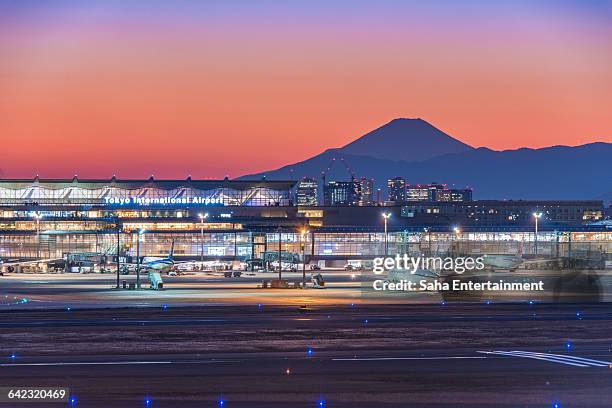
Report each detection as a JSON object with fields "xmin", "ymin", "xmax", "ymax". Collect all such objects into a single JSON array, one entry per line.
[{"xmin": 169, "ymin": 240, "xmax": 175, "ymax": 260}]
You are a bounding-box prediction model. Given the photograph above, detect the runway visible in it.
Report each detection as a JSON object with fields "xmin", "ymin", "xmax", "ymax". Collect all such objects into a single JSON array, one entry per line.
[{"xmin": 0, "ymin": 304, "xmax": 610, "ymax": 407}]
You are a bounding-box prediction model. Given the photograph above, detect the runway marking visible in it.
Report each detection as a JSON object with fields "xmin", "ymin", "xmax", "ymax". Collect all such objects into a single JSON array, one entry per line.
[
  {"xmin": 478, "ymin": 351, "xmax": 611, "ymax": 367},
  {"xmin": 0, "ymin": 360, "xmax": 239, "ymax": 367},
  {"xmin": 504, "ymin": 351, "xmax": 611, "ymax": 367},
  {"xmin": 332, "ymin": 356, "xmax": 487, "ymax": 361}
]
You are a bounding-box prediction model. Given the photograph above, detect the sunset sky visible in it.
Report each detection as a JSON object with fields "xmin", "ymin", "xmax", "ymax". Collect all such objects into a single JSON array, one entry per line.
[{"xmin": 0, "ymin": 0, "xmax": 610, "ymax": 179}]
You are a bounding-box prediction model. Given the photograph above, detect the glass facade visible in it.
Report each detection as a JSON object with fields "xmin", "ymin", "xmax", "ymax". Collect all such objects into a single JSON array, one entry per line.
[
  {"xmin": 1, "ymin": 231, "xmax": 610, "ymax": 261},
  {"xmin": 0, "ymin": 180, "xmax": 292, "ymax": 207}
]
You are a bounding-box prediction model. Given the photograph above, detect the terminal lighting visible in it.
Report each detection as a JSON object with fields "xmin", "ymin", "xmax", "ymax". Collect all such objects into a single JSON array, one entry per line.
[{"xmin": 382, "ymin": 212, "xmax": 391, "ymax": 255}]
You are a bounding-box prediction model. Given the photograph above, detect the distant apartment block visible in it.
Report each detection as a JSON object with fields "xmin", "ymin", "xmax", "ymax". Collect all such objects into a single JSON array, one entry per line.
[
  {"xmin": 406, "ymin": 183, "xmax": 472, "ymax": 202},
  {"xmin": 324, "ymin": 180, "xmax": 361, "ymax": 206},
  {"xmin": 296, "ymin": 177, "xmax": 318, "ymax": 206},
  {"xmin": 387, "ymin": 177, "xmax": 406, "ymax": 202},
  {"xmin": 359, "ymin": 177, "xmax": 375, "ymax": 205}
]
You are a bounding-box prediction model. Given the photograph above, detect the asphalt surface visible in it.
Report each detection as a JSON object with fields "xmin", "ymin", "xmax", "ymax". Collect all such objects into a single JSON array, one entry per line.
[
  {"xmin": 1, "ymin": 269, "xmax": 611, "ymax": 309},
  {"xmin": 0, "ymin": 304, "xmax": 610, "ymax": 407}
]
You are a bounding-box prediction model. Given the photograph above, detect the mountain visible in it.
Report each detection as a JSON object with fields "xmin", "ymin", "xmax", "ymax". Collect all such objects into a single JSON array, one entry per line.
[
  {"xmin": 238, "ymin": 119, "xmax": 612, "ymax": 200},
  {"xmin": 340, "ymin": 118, "xmax": 473, "ymax": 161}
]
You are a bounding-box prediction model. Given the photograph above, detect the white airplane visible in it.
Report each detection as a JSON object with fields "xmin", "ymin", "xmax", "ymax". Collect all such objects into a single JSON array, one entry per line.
[
  {"xmin": 135, "ymin": 241, "xmax": 179, "ymax": 274},
  {"xmin": 481, "ymin": 244, "xmax": 526, "ymax": 270},
  {"xmin": 0, "ymin": 258, "xmax": 63, "ymax": 272},
  {"xmin": 386, "ymin": 267, "xmax": 439, "ymax": 283},
  {"xmin": 481, "ymin": 254, "xmax": 524, "ymax": 270}
]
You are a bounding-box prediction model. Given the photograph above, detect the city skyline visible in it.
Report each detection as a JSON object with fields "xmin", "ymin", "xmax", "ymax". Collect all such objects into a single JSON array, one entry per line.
[{"xmin": 1, "ymin": 1, "xmax": 611, "ymax": 179}]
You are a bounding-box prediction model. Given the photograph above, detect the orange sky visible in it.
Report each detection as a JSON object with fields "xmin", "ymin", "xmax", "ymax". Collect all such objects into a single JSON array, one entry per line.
[{"xmin": 0, "ymin": 1, "xmax": 610, "ymax": 178}]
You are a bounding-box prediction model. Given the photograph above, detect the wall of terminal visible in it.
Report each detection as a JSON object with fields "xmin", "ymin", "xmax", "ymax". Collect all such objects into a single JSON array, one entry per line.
[
  {"xmin": 0, "ymin": 181, "xmax": 292, "ymax": 207},
  {"xmin": 1, "ymin": 231, "xmax": 610, "ymax": 261}
]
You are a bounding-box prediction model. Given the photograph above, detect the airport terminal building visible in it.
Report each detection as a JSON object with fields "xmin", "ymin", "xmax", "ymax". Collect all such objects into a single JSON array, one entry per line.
[{"xmin": 0, "ymin": 178, "xmax": 610, "ymax": 267}]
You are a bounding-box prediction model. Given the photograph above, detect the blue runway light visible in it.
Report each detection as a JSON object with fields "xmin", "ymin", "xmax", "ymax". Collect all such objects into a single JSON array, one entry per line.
[
  {"xmin": 318, "ymin": 398, "xmax": 326, "ymax": 407},
  {"xmin": 528, "ymin": 300, "xmax": 534, "ymax": 305},
  {"xmin": 66, "ymin": 306, "xmax": 71, "ymax": 312},
  {"xmin": 576, "ymin": 312, "xmax": 581, "ymax": 319},
  {"xmin": 144, "ymin": 397, "xmax": 151, "ymax": 407},
  {"xmin": 484, "ymin": 300, "xmax": 492, "ymax": 305},
  {"xmin": 162, "ymin": 304, "xmax": 168, "ymax": 310},
  {"xmin": 552, "ymin": 402, "xmax": 560, "ymax": 408},
  {"xmin": 364, "ymin": 319, "xmax": 368, "ymax": 324},
  {"xmin": 307, "ymin": 347, "xmax": 314, "ymax": 356},
  {"xmin": 440, "ymin": 300, "xmax": 447, "ymax": 305},
  {"xmin": 9, "ymin": 353, "xmax": 16, "ymax": 359},
  {"xmin": 218, "ymin": 398, "xmax": 225, "ymax": 407},
  {"xmin": 565, "ymin": 341, "xmax": 572, "ymax": 350},
  {"xmin": 69, "ymin": 395, "xmax": 77, "ymax": 406}
]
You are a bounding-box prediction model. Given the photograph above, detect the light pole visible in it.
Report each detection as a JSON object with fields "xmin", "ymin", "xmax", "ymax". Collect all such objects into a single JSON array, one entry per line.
[
  {"xmin": 136, "ymin": 228, "xmax": 145, "ymax": 289},
  {"xmin": 452, "ymin": 226, "xmax": 461, "ymax": 257},
  {"xmin": 277, "ymin": 226, "xmax": 282, "ymax": 281},
  {"xmin": 423, "ymin": 227, "xmax": 430, "ymax": 255},
  {"xmin": 33, "ymin": 213, "xmax": 43, "ymax": 260},
  {"xmin": 300, "ymin": 227, "xmax": 309, "ymax": 288},
  {"xmin": 116, "ymin": 218, "xmax": 121, "ymax": 289},
  {"xmin": 532, "ymin": 212, "xmax": 542, "ymax": 256},
  {"xmin": 198, "ymin": 213, "xmax": 208, "ymax": 262},
  {"xmin": 382, "ymin": 212, "xmax": 391, "ymax": 255}
]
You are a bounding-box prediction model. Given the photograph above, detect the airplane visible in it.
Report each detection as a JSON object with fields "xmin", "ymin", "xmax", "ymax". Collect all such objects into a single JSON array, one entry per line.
[
  {"xmin": 480, "ymin": 245, "xmax": 566, "ymax": 271},
  {"xmin": 0, "ymin": 257, "xmax": 64, "ymax": 273},
  {"xmin": 481, "ymin": 254, "xmax": 524, "ymax": 270},
  {"xmin": 386, "ymin": 267, "xmax": 439, "ymax": 283},
  {"xmin": 136, "ymin": 241, "xmax": 177, "ymax": 274},
  {"xmin": 133, "ymin": 241, "xmax": 221, "ymax": 275},
  {"xmin": 481, "ymin": 244, "xmax": 526, "ymax": 271}
]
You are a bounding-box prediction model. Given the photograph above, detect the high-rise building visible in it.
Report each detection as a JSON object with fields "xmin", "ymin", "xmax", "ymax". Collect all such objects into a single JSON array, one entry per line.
[
  {"xmin": 406, "ymin": 183, "xmax": 473, "ymax": 202},
  {"xmin": 434, "ymin": 188, "xmax": 473, "ymax": 202},
  {"xmin": 387, "ymin": 177, "xmax": 406, "ymax": 202},
  {"xmin": 406, "ymin": 183, "xmax": 444, "ymax": 201},
  {"xmin": 296, "ymin": 177, "xmax": 318, "ymax": 206},
  {"xmin": 324, "ymin": 180, "xmax": 361, "ymax": 206},
  {"xmin": 359, "ymin": 177, "xmax": 374, "ymax": 205}
]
